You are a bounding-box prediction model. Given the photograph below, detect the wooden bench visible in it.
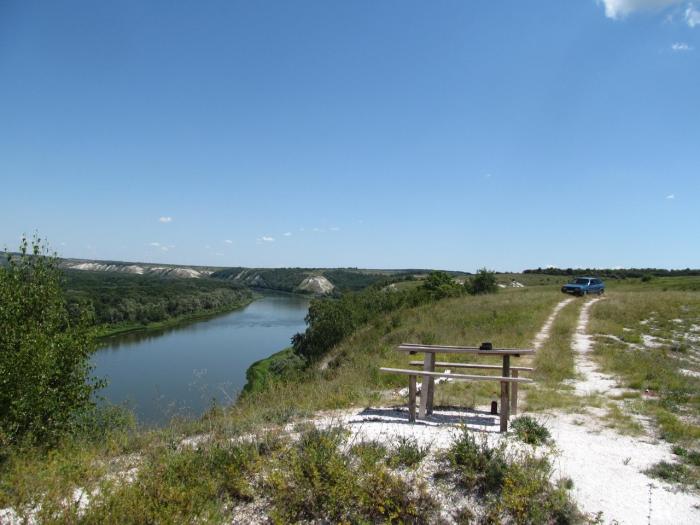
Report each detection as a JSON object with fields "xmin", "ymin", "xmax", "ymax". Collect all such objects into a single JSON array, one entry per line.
[
  {"xmin": 380, "ymin": 367, "xmax": 532, "ymax": 425},
  {"xmin": 380, "ymin": 343, "xmax": 535, "ymax": 431},
  {"xmin": 408, "ymin": 361, "xmax": 533, "ymax": 417}
]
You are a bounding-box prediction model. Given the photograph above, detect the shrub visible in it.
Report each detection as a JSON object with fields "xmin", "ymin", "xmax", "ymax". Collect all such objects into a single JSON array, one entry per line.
[
  {"xmin": 442, "ymin": 426, "xmax": 509, "ymax": 493},
  {"xmin": 0, "ymin": 236, "xmax": 103, "ymax": 446},
  {"xmin": 422, "ymin": 271, "xmax": 463, "ymax": 299},
  {"xmin": 644, "ymin": 461, "xmax": 696, "ymax": 487},
  {"xmin": 466, "ymin": 268, "xmax": 498, "ymax": 295},
  {"xmin": 267, "ymin": 426, "xmax": 439, "ymax": 523},
  {"xmin": 386, "ymin": 436, "xmax": 430, "ymax": 468},
  {"xmin": 441, "ymin": 426, "xmax": 582, "ymax": 523},
  {"xmin": 511, "ymin": 416, "xmax": 551, "ymax": 446}
]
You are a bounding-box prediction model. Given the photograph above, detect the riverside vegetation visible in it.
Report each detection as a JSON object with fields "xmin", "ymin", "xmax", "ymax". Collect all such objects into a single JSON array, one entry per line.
[{"xmin": 2, "ymin": 238, "xmax": 699, "ymax": 522}]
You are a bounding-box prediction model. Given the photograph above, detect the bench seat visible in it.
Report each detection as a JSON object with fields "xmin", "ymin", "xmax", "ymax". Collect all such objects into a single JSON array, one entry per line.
[
  {"xmin": 408, "ymin": 361, "xmax": 533, "ymax": 372},
  {"xmin": 380, "ymin": 367, "xmax": 532, "ymax": 383}
]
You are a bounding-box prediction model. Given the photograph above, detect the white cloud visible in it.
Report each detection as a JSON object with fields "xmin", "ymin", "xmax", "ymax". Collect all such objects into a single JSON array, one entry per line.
[
  {"xmin": 158, "ymin": 216, "xmax": 173, "ymax": 223},
  {"xmin": 283, "ymin": 232, "xmax": 292, "ymax": 237},
  {"xmin": 329, "ymin": 226, "xmax": 341, "ymax": 232},
  {"xmin": 260, "ymin": 236, "xmax": 275, "ymax": 242},
  {"xmin": 312, "ymin": 227, "xmax": 325, "ymax": 232},
  {"xmin": 686, "ymin": 4, "xmax": 700, "ymax": 26},
  {"xmin": 149, "ymin": 241, "xmax": 174, "ymax": 251},
  {"xmin": 666, "ymin": 193, "xmax": 676, "ymax": 199},
  {"xmin": 598, "ymin": 0, "xmax": 682, "ymax": 19},
  {"xmin": 484, "ymin": 173, "xmax": 492, "ymax": 179},
  {"xmin": 224, "ymin": 239, "xmax": 233, "ymax": 244},
  {"xmin": 671, "ymin": 42, "xmax": 693, "ymax": 50}
]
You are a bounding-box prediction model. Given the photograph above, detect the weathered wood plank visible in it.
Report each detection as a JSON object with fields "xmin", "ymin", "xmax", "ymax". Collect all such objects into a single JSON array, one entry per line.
[
  {"xmin": 379, "ymin": 367, "xmax": 532, "ymax": 383},
  {"xmin": 500, "ymin": 355, "xmax": 511, "ymax": 433},
  {"xmin": 408, "ymin": 361, "xmax": 533, "ymax": 372},
  {"xmin": 426, "ymin": 353, "xmax": 436, "ymax": 415},
  {"xmin": 418, "ymin": 353, "xmax": 433, "ymax": 417},
  {"xmin": 511, "ymin": 369, "xmax": 519, "ymax": 416},
  {"xmin": 398, "ymin": 343, "xmax": 534, "ymax": 356},
  {"xmin": 408, "ymin": 375, "xmax": 416, "ymax": 423}
]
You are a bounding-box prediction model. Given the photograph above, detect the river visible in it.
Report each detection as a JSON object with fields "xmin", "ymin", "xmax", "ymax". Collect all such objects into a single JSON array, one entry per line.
[{"xmin": 91, "ymin": 293, "xmax": 310, "ymax": 425}]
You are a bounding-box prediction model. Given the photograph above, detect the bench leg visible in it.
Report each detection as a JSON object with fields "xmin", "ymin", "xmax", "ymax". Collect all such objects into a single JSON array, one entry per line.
[
  {"xmin": 500, "ymin": 356, "xmax": 511, "ymax": 432},
  {"xmin": 408, "ymin": 375, "xmax": 416, "ymax": 423},
  {"xmin": 426, "ymin": 353, "xmax": 436, "ymax": 415},
  {"xmin": 510, "ymin": 370, "xmax": 519, "ymax": 416},
  {"xmin": 419, "ymin": 353, "xmax": 435, "ymax": 418}
]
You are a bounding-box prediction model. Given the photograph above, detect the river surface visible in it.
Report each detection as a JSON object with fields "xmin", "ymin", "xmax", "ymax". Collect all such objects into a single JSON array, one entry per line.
[{"xmin": 91, "ymin": 293, "xmax": 310, "ymax": 425}]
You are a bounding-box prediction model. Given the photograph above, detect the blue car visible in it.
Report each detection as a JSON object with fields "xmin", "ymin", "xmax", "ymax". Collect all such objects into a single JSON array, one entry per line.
[{"xmin": 561, "ymin": 277, "xmax": 605, "ymax": 296}]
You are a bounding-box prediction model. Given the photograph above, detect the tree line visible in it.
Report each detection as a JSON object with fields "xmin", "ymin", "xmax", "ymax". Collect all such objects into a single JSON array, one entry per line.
[{"xmin": 523, "ymin": 267, "xmax": 700, "ymax": 279}]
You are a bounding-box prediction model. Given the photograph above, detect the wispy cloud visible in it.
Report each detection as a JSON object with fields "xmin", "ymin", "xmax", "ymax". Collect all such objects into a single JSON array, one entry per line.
[
  {"xmin": 598, "ymin": 0, "xmax": 682, "ymax": 20},
  {"xmin": 666, "ymin": 193, "xmax": 676, "ymax": 199},
  {"xmin": 687, "ymin": 4, "xmax": 700, "ymax": 26},
  {"xmin": 158, "ymin": 216, "xmax": 173, "ymax": 223},
  {"xmin": 671, "ymin": 42, "xmax": 693, "ymax": 51},
  {"xmin": 329, "ymin": 226, "xmax": 341, "ymax": 232},
  {"xmin": 259, "ymin": 236, "xmax": 275, "ymax": 242},
  {"xmin": 149, "ymin": 241, "xmax": 175, "ymax": 251},
  {"xmin": 224, "ymin": 239, "xmax": 233, "ymax": 244},
  {"xmin": 283, "ymin": 232, "xmax": 292, "ymax": 237}
]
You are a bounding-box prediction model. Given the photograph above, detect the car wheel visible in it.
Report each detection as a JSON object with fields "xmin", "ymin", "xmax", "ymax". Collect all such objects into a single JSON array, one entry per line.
[{"xmin": 598, "ymin": 289, "xmax": 604, "ymax": 295}]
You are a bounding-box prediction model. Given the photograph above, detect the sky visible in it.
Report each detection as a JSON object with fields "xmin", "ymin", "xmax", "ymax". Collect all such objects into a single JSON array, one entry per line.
[{"xmin": 1, "ymin": 0, "xmax": 698, "ymax": 271}]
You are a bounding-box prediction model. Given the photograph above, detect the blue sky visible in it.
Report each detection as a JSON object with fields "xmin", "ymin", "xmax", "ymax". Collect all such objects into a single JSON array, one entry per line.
[{"xmin": 1, "ymin": 0, "xmax": 698, "ymax": 271}]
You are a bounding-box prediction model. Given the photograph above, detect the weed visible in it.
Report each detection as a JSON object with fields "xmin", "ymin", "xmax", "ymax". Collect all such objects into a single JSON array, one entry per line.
[
  {"xmin": 266, "ymin": 426, "xmax": 439, "ymax": 523},
  {"xmin": 386, "ymin": 436, "xmax": 430, "ymax": 469},
  {"xmin": 644, "ymin": 461, "xmax": 698, "ymax": 489},
  {"xmin": 510, "ymin": 416, "xmax": 551, "ymax": 445}
]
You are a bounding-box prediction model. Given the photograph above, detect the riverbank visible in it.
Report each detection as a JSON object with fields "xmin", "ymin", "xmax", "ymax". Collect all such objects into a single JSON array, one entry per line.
[{"xmin": 92, "ymin": 295, "xmax": 257, "ymax": 341}]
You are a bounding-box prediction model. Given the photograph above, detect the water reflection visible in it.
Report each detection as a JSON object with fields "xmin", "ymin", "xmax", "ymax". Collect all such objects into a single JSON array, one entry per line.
[{"xmin": 91, "ymin": 293, "xmax": 310, "ymax": 425}]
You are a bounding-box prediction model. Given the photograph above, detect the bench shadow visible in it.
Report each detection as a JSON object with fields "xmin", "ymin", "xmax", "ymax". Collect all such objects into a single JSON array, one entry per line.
[{"xmin": 355, "ymin": 405, "xmax": 500, "ymax": 431}]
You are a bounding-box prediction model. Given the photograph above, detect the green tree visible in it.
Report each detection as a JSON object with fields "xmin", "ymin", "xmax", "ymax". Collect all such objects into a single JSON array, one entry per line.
[
  {"xmin": 466, "ymin": 268, "xmax": 498, "ymax": 295},
  {"xmin": 421, "ymin": 271, "xmax": 462, "ymax": 299},
  {"xmin": 0, "ymin": 236, "xmax": 102, "ymax": 446}
]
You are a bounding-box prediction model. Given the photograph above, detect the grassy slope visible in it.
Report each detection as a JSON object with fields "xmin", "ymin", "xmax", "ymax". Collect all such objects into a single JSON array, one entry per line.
[{"xmin": 232, "ymin": 287, "xmax": 564, "ymax": 428}]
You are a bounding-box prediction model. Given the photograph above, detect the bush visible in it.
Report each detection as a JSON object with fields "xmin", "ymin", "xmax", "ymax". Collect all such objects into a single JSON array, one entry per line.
[
  {"xmin": 0, "ymin": 236, "xmax": 103, "ymax": 446},
  {"xmin": 386, "ymin": 436, "xmax": 430, "ymax": 468},
  {"xmin": 466, "ymin": 268, "xmax": 498, "ymax": 295},
  {"xmin": 441, "ymin": 426, "xmax": 582, "ymax": 523},
  {"xmin": 511, "ymin": 416, "xmax": 551, "ymax": 446},
  {"xmin": 421, "ymin": 271, "xmax": 463, "ymax": 299},
  {"xmin": 267, "ymin": 426, "xmax": 439, "ymax": 523}
]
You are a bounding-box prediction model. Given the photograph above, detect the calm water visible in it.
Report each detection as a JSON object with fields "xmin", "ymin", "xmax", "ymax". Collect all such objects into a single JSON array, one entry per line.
[{"xmin": 91, "ymin": 293, "xmax": 310, "ymax": 425}]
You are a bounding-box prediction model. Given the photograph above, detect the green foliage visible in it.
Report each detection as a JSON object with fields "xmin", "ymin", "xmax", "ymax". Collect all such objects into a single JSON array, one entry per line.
[
  {"xmin": 322, "ymin": 269, "xmax": 387, "ymax": 292},
  {"xmin": 0, "ymin": 236, "xmax": 103, "ymax": 446},
  {"xmin": 421, "ymin": 270, "xmax": 463, "ymax": 299},
  {"xmin": 466, "ymin": 267, "xmax": 498, "ymax": 296},
  {"xmin": 242, "ymin": 348, "xmax": 306, "ymax": 396},
  {"xmin": 510, "ymin": 416, "xmax": 551, "ymax": 446},
  {"xmin": 644, "ymin": 461, "xmax": 698, "ymax": 489},
  {"xmin": 266, "ymin": 426, "xmax": 439, "ymax": 523},
  {"xmin": 386, "ymin": 436, "xmax": 430, "ymax": 468},
  {"xmin": 80, "ymin": 441, "xmax": 260, "ymax": 523},
  {"xmin": 63, "ymin": 270, "xmax": 251, "ymax": 331},
  {"xmin": 443, "ymin": 426, "xmax": 509, "ymax": 494},
  {"xmin": 441, "ymin": 427, "xmax": 581, "ymax": 523}
]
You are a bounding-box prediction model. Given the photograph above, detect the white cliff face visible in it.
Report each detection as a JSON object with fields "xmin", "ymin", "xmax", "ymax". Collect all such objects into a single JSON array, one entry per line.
[
  {"xmin": 297, "ymin": 275, "xmax": 334, "ymax": 294},
  {"xmin": 68, "ymin": 262, "xmax": 208, "ymax": 278}
]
